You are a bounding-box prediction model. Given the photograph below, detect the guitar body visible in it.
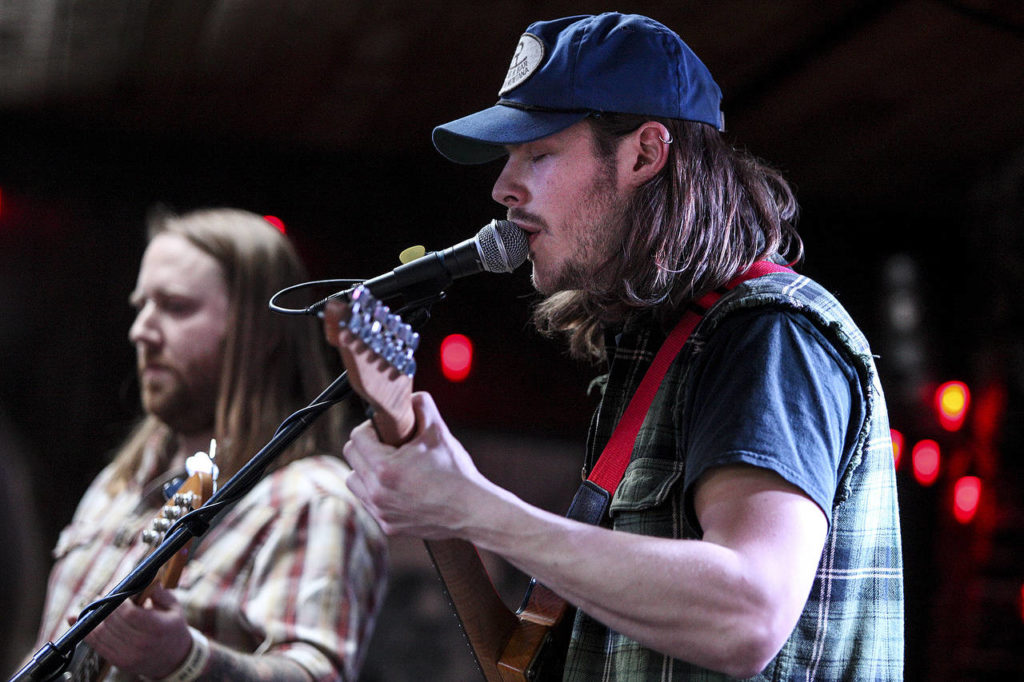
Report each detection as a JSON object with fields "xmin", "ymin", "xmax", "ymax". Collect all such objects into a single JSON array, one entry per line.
[
  {"xmin": 331, "ymin": 287, "xmax": 571, "ymax": 681},
  {"xmin": 497, "ymin": 581, "xmax": 572, "ymax": 681},
  {"xmin": 422, "ymin": 540, "xmax": 571, "ymax": 682},
  {"xmin": 61, "ymin": 471, "xmax": 213, "ymax": 682}
]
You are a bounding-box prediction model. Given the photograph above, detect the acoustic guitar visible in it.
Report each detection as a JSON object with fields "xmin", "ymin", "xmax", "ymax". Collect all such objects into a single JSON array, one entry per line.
[
  {"xmin": 334, "ymin": 285, "xmax": 571, "ymax": 681},
  {"xmin": 61, "ymin": 470, "xmax": 214, "ymax": 681}
]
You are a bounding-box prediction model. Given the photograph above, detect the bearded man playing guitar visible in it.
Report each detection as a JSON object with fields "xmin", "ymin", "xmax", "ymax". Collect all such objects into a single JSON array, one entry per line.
[
  {"xmin": 326, "ymin": 13, "xmax": 904, "ymax": 682},
  {"xmin": 31, "ymin": 208, "xmax": 387, "ymax": 682}
]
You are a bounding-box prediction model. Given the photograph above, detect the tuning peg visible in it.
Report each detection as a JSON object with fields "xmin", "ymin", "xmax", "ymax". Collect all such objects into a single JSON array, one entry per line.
[
  {"xmin": 350, "ymin": 284, "xmax": 371, "ymax": 304},
  {"xmin": 368, "ymin": 328, "xmax": 386, "ymax": 355},
  {"xmin": 402, "ymin": 352, "xmax": 417, "ymax": 377},
  {"xmin": 174, "ymin": 491, "xmax": 196, "ymax": 507},
  {"xmin": 163, "ymin": 505, "xmax": 186, "ymax": 520}
]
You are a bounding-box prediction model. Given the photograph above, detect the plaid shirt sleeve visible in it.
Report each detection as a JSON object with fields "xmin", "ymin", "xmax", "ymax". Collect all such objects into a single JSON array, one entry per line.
[{"xmin": 178, "ymin": 455, "xmax": 388, "ymax": 682}]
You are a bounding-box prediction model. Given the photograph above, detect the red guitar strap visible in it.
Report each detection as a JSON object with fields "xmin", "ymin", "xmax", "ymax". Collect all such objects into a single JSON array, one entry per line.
[
  {"xmin": 519, "ymin": 261, "xmax": 794, "ymax": 619},
  {"xmin": 566, "ymin": 261, "xmax": 793, "ymax": 524}
]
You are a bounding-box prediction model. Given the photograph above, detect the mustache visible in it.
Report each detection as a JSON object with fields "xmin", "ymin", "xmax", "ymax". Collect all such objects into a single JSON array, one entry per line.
[
  {"xmin": 137, "ymin": 351, "xmax": 176, "ymax": 374},
  {"xmin": 507, "ymin": 208, "xmax": 547, "ymax": 230}
]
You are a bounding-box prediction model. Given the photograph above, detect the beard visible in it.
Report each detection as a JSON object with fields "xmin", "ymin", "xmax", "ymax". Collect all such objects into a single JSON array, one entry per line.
[
  {"xmin": 138, "ymin": 359, "xmax": 220, "ymax": 436},
  {"xmin": 528, "ymin": 162, "xmax": 626, "ymax": 296},
  {"xmin": 539, "ymin": 210, "xmax": 624, "ymax": 294}
]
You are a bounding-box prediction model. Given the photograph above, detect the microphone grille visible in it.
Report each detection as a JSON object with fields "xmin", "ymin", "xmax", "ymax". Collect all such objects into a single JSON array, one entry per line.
[{"xmin": 477, "ymin": 220, "xmax": 528, "ymax": 273}]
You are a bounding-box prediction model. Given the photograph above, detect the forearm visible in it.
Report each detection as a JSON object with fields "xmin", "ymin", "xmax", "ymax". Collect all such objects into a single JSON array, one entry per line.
[
  {"xmin": 460, "ymin": 483, "xmax": 810, "ymax": 677},
  {"xmin": 197, "ymin": 640, "xmax": 315, "ymax": 682}
]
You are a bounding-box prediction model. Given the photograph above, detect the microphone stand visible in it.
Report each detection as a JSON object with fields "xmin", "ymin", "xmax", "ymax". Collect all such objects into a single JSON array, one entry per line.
[{"xmin": 10, "ymin": 299, "xmax": 436, "ymax": 682}]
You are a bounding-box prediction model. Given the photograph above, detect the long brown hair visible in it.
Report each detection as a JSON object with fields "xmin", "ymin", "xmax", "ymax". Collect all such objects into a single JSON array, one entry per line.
[
  {"xmin": 108, "ymin": 208, "xmax": 351, "ymax": 491},
  {"xmin": 533, "ymin": 115, "xmax": 802, "ymax": 361}
]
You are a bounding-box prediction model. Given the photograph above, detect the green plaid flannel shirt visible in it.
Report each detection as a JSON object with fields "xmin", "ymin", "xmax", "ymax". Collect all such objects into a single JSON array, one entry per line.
[{"xmin": 564, "ymin": 272, "xmax": 904, "ymax": 681}]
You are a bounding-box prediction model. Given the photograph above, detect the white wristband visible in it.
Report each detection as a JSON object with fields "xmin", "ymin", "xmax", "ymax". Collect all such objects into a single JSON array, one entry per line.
[{"xmin": 156, "ymin": 627, "xmax": 210, "ymax": 682}]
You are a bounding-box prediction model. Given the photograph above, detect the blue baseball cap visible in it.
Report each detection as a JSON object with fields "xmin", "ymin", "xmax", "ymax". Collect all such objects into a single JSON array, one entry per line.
[{"xmin": 432, "ymin": 13, "xmax": 724, "ymax": 165}]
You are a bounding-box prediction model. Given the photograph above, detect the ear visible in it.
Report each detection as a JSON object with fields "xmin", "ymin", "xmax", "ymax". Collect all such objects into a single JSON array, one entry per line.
[{"xmin": 621, "ymin": 122, "xmax": 672, "ymax": 187}]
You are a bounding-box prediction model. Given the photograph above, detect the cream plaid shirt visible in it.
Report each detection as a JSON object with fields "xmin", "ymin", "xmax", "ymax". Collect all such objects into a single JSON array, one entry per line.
[{"xmin": 36, "ymin": 443, "xmax": 388, "ymax": 682}]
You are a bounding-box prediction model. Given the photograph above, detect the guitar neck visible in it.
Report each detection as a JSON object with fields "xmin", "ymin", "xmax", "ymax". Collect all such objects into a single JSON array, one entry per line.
[{"xmin": 370, "ymin": 408, "xmax": 415, "ymax": 448}]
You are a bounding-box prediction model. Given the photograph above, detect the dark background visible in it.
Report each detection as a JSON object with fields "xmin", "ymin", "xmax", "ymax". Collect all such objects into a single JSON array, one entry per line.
[{"xmin": 1, "ymin": 1, "xmax": 1022, "ymax": 679}]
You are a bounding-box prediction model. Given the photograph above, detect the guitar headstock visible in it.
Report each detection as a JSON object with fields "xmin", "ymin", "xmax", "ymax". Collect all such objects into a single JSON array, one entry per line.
[
  {"xmin": 329, "ymin": 284, "xmax": 419, "ymax": 446},
  {"xmin": 141, "ymin": 471, "xmax": 214, "ymax": 588},
  {"xmin": 340, "ymin": 285, "xmax": 420, "ymax": 377}
]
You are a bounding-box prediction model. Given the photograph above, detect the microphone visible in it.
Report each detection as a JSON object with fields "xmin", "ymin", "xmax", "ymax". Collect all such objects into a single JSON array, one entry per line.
[{"xmin": 360, "ymin": 219, "xmax": 528, "ymax": 301}]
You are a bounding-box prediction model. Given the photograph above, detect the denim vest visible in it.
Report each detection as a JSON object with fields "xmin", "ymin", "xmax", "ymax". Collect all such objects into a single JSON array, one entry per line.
[{"xmin": 565, "ymin": 272, "xmax": 904, "ymax": 681}]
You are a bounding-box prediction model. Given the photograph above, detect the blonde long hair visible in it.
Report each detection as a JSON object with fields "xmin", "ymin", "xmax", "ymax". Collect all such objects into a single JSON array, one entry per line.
[{"xmin": 108, "ymin": 208, "xmax": 350, "ymax": 491}]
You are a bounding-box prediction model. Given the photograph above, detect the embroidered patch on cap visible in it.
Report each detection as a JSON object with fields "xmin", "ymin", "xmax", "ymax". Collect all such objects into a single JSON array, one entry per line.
[{"xmin": 500, "ymin": 33, "xmax": 544, "ymax": 95}]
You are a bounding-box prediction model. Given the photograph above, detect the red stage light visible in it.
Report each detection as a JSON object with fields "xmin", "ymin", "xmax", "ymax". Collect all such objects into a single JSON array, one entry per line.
[
  {"xmin": 912, "ymin": 439, "xmax": 941, "ymax": 486},
  {"xmin": 440, "ymin": 334, "xmax": 473, "ymax": 382},
  {"xmin": 952, "ymin": 475, "xmax": 981, "ymax": 524},
  {"xmin": 935, "ymin": 380, "xmax": 970, "ymax": 431},
  {"xmin": 1020, "ymin": 583, "xmax": 1024, "ymax": 624},
  {"xmin": 263, "ymin": 215, "xmax": 286, "ymax": 233},
  {"xmin": 891, "ymin": 429, "xmax": 904, "ymax": 470}
]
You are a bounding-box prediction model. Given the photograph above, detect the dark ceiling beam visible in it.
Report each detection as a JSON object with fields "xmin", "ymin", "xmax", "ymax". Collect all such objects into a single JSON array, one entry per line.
[
  {"xmin": 928, "ymin": 0, "xmax": 1024, "ymax": 38},
  {"xmin": 724, "ymin": 0, "xmax": 900, "ymax": 117}
]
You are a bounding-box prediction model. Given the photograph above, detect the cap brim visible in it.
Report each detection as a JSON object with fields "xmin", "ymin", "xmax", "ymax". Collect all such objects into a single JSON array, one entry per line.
[{"xmin": 432, "ymin": 104, "xmax": 588, "ymax": 164}]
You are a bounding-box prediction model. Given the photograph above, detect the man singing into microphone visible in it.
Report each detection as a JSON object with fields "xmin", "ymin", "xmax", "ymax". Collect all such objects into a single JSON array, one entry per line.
[
  {"xmin": 328, "ymin": 12, "xmax": 903, "ymax": 680},
  {"xmin": 32, "ymin": 208, "xmax": 388, "ymax": 681}
]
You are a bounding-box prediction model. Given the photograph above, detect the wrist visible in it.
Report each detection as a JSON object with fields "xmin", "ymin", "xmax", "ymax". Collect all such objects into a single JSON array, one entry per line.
[{"xmin": 151, "ymin": 626, "xmax": 210, "ymax": 682}]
